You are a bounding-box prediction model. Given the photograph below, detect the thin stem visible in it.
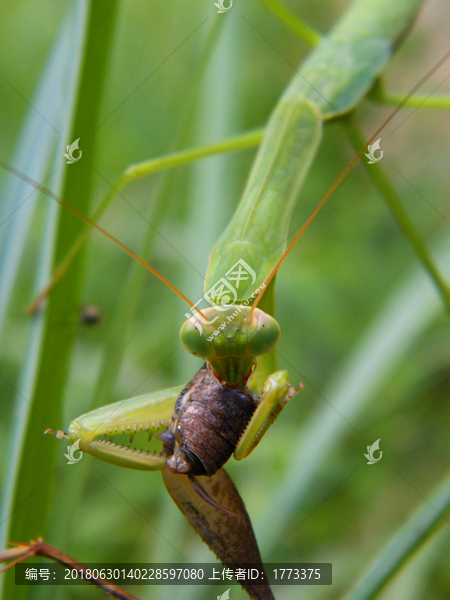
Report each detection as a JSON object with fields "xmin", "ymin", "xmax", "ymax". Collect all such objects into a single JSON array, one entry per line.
[
  {"xmin": 370, "ymin": 79, "xmax": 450, "ymax": 110},
  {"xmin": 26, "ymin": 128, "xmax": 264, "ymax": 312},
  {"xmin": 256, "ymin": 0, "xmax": 321, "ymax": 46},
  {"xmin": 0, "ymin": 540, "xmax": 140, "ymax": 600},
  {"xmin": 343, "ymin": 122, "xmax": 450, "ymax": 315}
]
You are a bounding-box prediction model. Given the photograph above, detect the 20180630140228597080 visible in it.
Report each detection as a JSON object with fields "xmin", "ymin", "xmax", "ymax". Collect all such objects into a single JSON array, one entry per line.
[{"xmin": 1, "ymin": 0, "xmax": 450, "ymax": 599}]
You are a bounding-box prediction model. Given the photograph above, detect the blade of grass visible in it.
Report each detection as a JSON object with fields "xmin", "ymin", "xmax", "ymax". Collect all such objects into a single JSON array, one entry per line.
[
  {"xmin": 0, "ymin": 2, "xmax": 120, "ymax": 599},
  {"xmin": 343, "ymin": 122, "xmax": 450, "ymax": 314},
  {"xmin": 0, "ymin": 6, "xmax": 88, "ymax": 592},
  {"xmin": 376, "ymin": 526, "xmax": 447, "ymax": 600},
  {"xmin": 0, "ymin": 19, "xmax": 70, "ymax": 343},
  {"xmin": 343, "ymin": 469, "xmax": 450, "ymax": 600}
]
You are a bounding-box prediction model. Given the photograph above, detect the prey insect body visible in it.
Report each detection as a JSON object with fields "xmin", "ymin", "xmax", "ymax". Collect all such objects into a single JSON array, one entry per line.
[{"xmin": 162, "ymin": 365, "xmax": 257, "ymax": 478}]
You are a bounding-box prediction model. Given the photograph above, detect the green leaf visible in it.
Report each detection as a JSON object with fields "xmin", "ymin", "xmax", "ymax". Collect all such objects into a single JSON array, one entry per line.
[
  {"xmin": 0, "ymin": 2, "xmax": 120, "ymax": 599},
  {"xmin": 0, "ymin": 18, "xmax": 70, "ymax": 343}
]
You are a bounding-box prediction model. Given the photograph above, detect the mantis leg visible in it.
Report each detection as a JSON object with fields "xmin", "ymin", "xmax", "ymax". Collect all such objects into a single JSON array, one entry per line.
[
  {"xmin": 65, "ymin": 385, "xmax": 183, "ymax": 470},
  {"xmin": 234, "ymin": 370, "xmax": 300, "ymax": 461}
]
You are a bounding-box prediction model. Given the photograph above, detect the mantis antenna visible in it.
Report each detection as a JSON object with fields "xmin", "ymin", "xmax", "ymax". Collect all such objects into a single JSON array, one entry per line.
[
  {"xmin": 250, "ymin": 47, "xmax": 450, "ymax": 314},
  {"xmin": 0, "ymin": 159, "xmax": 202, "ymax": 315},
  {"xmin": 0, "ymin": 158, "xmax": 201, "ymax": 314}
]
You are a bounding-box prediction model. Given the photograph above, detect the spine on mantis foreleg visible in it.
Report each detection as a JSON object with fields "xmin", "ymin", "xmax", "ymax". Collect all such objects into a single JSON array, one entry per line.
[{"xmin": 205, "ymin": 0, "xmax": 424, "ymax": 300}]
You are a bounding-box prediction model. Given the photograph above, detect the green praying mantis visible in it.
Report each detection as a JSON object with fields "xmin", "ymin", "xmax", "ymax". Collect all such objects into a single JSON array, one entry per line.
[{"xmin": 1, "ymin": 0, "xmax": 450, "ymax": 599}]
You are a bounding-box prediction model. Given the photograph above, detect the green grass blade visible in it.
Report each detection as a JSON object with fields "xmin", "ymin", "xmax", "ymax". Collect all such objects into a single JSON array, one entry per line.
[
  {"xmin": 0, "ymin": 6, "xmax": 87, "ymax": 588},
  {"xmin": 0, "ymin": 185, "xmax": 60, "ymax": 600},
  {"xmin": 344, "ymin": 122, "xmax": 450, "ymax": 313},
  {"xmin": 374, "ymin": 526, "xmax": 447, "ymax": 600},
  {"xmin": 343, "ymin": 469, "xmax": 450, "ymax": 600},
  {"xmin": 0, "ymin": 20, "xmax": 71, "ymax": 342},
  {"xmin": 0, "ymin": 2, "xmax": 120, "ymax": 598}
]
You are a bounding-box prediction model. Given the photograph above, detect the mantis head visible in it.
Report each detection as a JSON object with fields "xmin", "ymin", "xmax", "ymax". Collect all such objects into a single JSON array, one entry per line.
[{"xmin": 180, "ymin": 306, "xmax": 280, "ymax": 385}]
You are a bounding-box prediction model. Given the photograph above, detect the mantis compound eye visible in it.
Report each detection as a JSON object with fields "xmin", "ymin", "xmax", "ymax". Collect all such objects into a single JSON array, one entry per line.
[
  {"xmin": 180, "ymin": 306, "xmax": 280, "ymax": 361},
  {"xmin": 247, "ymin": 309, "xmax": 280, "ymax": 357},
  {"xmin": 179, "ymin": 314, "xmax": 215, "ymax": 358}
]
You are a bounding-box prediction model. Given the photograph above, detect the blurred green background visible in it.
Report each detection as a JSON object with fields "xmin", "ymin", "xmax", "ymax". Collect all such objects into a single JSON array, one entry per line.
[{"xmin": 1, "ymin": 0, "xmax": 450, "ymax": 599}]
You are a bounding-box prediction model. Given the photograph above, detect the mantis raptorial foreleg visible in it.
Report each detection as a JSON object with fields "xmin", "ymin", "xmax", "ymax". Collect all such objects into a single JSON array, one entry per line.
[
  {"xmin": 234, "ymin": 370, "xmax": 299, "ymax": 460},
  {"xmin": 63, "ymin": 386, "xmax": 182, "ymax": 470}
]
